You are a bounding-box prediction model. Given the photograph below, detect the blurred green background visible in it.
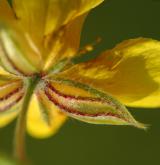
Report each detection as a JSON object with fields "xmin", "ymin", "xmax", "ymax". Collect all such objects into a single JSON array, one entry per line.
[{"xmin": 1, "ymin": 0, "xmax": 160, "ymax": 165}]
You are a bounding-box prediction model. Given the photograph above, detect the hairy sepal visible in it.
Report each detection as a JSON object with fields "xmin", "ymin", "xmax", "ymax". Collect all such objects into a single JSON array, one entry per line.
[{"xmin": 45, "ymin": 77, "xmax": 146, "ymax": 129}]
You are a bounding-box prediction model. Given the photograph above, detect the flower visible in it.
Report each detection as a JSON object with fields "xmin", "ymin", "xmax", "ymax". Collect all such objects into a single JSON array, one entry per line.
[{"xmin": 0, "ymin": 0, "xmax": 160, "ymax": 143}]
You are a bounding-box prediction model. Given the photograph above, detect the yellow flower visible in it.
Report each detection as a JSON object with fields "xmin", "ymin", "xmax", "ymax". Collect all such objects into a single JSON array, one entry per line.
[
  {"xmin": 0, "ymin": 0, "xmax": 104, "ymax": 139},
  {"xmin": 0, "ymin": 0, "xmax": 160, "ymax": 151}
]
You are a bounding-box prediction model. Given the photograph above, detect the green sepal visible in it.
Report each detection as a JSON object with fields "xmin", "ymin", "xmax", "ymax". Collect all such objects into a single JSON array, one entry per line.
[{"xmin": 46, "ymin": 77, "xmax": 146, "ymax": 129}]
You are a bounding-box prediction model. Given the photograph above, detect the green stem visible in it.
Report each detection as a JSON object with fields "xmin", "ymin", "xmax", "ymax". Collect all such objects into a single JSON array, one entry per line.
[{"xmin": 13, "ymin": 77, "xmax": 40, "ymax": 163}]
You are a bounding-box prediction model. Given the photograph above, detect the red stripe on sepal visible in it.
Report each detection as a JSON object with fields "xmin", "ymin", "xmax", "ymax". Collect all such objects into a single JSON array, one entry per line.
[
  {"xmin": 44, "ymin": 86, "xmax": 124, "ymax": 120},
  {"xmin": 0, "ymin": 93, "xmax": 23, "ymax": 112},
  {"xmin": 0, "ymin": 85, "xmax": 23, "ymax": 101}
]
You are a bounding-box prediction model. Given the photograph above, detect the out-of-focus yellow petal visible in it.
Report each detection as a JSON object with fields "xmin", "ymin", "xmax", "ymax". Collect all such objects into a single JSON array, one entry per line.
[
  {"xmin": 13, "ymin": 0, "xmax": 103, "ymax": 38},
  {"xmin": 27, "ymin": 92, "xmax": 67, "ymax": 139},
  {"xmin": 44, "ymin": 14, "xmax": 87, "ymax": 70},
  {"xmin": 0, "ymin": 111, "xmax": 18, "ymax": 128},
  {"xmin": 58, "ymin": 38, "xmax": 160, "ymax": 108},
  {"xmin": 0, "ymin": 0, "xmax": 15, "ymax": 20},
  {"xmin": 0, "ymin": 66, "xmax": 10, "ymax": 76},
  {"xmin": 44, "ymin": 0, "xmax": 104, "ymax": 35},
  {"xmin": 13, "ymin": 0, "xmax": 103, "ymax": 62},
  {"xmin": 12, "ymin": 0, "xmax": 47, "ymax": 47},
  {"xmin": 0, "ymin": 20, "xmax": 42, "ymax": 76}
]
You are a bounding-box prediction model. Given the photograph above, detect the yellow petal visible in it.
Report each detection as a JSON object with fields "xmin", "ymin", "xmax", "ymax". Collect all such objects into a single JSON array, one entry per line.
[
  {"xmin": 13, "ymin": 0, "xmax": 103, "ymax": 63},
  {"xmin": 58, "ymin": 38, "xmax": 160, "ymax": 108},
  {"xmin": 27, "ymin": 92, "xmax": 67, "ymax": 139},
  {"xmin": 12, "ymin": 0, "xmax": 47, "ymax": 46},
  {"xmin": 13, "ymin": 0, "xmax": 103, "ymax": 38},
  {"xmin": 44, "ymin": 14, "xmax": 87, "ymax": 70},
  {"xmin": 0, "ymin": 0, "xmax": 15, "ymax": 20},
  {"xmin": 0, "ymin": 66, "xmax": 10, "ymax": 76},
  {"xmin": 44, "ymin": 0, "xmax": 104, "ymax": 35},
  {"xmin": 0, "ymin": 20, "xmax": 42, "ymax": 76},
  {"xmin": 0, "ymin": 111, "xmax": 18, "ymax": 128}
]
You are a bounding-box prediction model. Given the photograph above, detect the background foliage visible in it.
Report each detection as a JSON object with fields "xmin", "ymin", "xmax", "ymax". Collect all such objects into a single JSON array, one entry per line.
[{"xmin": 1, "ymin": 0, "xmax": 160, "ymax": 165}]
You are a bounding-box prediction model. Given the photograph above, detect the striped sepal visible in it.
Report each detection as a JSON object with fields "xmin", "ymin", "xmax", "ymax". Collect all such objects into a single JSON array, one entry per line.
[
  {"xmin": 0, "ymin": 78, "xmax": 24, "ymax": 113},
  {"xmin": 44, "ymin": 78, "xmax": 146, "ymax": 129}
]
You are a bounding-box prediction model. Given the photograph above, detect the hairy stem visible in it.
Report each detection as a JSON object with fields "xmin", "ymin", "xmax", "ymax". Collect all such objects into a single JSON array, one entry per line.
[{"xmin": 13, "ymin": 77, "xmax": 40, "ymax": 163}]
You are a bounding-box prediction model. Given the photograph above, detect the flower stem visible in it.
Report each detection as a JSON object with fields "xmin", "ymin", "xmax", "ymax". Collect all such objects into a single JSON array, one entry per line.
[{"xmin": 13, "ymin": 77, "xmax": 40, "ymax": 163}]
